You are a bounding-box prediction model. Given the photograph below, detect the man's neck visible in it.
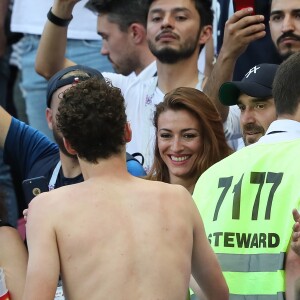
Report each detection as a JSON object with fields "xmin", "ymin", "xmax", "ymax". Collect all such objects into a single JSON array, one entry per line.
[
  {"xmin": 59, "ymin": 151, "xmax": 81, "ymax": 178},
  {"xmin": 134, "ymin": 48, "xmax": 156, "ymax": 76},
  {"xmin": 79, "ymin": 153, "xmax": 130, "ymax": 181},
  {"xmin": 156, "ymin": 55, "xmax": 200, "ymax": 93},
  {"xmin": 277, "ymin": 110, "xmax": 300, "ymax": 122}
]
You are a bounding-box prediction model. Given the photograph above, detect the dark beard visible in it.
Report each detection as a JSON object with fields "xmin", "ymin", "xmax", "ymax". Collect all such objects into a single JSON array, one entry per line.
[
  {"xmin": 276, "ymin": 32, "xmax": 300, "ymax": 60},
  {"xmin": 148, "ymin": 28, "xmax": 201, "ymax": 64},
  {"xmin": 148, "ymin": 44, "xmax": 198, "ymax": 64},
  {"xmin": 279, "ymin": 48, "xmax": 295, "ymax": 61},
  {"xmin": 52, "ymin": 127, "xmax": 77, "ymax": 159}
]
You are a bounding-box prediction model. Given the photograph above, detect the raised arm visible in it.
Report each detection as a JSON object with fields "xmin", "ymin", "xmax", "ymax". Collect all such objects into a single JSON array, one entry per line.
[
  {"xmin": 203, "ymin": 7, "xmax": 265, "ymax": 122},
  {"xmin": 35, "ymin": 0, "xmax": 80, "ymax": 79}
]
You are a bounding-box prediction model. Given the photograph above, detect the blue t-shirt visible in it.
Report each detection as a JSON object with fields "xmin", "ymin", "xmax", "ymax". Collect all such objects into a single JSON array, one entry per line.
[{"xmin": 4, "ymin": 118, "xmax": 146, "ymax": 195}]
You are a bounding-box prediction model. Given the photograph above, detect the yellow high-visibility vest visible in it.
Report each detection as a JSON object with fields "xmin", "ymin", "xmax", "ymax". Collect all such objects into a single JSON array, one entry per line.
[{"xmin": 193, "ymin": 138, "xmax": 300, "ymax": 299}]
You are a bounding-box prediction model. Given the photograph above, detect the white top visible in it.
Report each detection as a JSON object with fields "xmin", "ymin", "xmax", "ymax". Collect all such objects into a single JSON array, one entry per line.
[
  {"xmin": 11, "ymin": 0, "xmax": 100, "ymax": 40},
  {"xmin": 223, "ymin": 105, "xmax": 246, "ymax": 150},
  {"xmin": 223, "ymin": 105, "xmax": 242, "ymax": 140},
  {"xmin": 257, "ymin": 119, "xmax": 300, "ymax": 144}
]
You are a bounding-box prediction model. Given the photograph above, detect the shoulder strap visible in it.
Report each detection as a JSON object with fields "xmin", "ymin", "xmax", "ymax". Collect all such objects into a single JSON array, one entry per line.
[
  {"xmin": 126, "ymin": 152, "xmax": 144, "ymax": 166},
  {"xmin": 48, "ymin": 161, "xmax": 62, "ymax": 191}
]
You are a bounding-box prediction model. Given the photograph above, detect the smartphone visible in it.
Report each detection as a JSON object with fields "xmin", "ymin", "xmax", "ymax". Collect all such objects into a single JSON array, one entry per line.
[
  {"xmin": 22, "ymin": 176, "xmax": 48, "ymax": 205},
  {"xmin": 233, "ymin": 0, "xmax": 255, "ymax": 14}
]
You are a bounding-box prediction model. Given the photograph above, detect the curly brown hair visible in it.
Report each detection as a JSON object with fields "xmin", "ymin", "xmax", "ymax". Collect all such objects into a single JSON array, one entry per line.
[
  {"xmin": 56, "ymin": 77, "xmax": 127, "ymax": 163},
  {"xmin": 147, "ymin": 87, "xmax": 233, "ymax": 183}
]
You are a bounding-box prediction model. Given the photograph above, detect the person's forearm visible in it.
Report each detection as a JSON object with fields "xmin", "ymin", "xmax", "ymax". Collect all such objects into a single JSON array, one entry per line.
[
  {"xmin": 203, "ymin": 48, "xmax": 234, "ymax": 122},
  {"xmin": 35, "ymin": 0, "xmax": 78, "ymax": 79}
]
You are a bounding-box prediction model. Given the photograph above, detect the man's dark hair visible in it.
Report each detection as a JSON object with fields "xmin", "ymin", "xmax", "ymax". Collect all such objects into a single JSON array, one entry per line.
[
  {"xmin": 272, "ymin": 52, "xmax": 300, "ymax": 115},
  {"xmin": 145, "ymin": 0, "xmax": 213, "ymax": 28},
  {"xmin": 85, "ymin": 0, "xmax": 148, "ymax": 31},
  {"xmin": 56, "ymin": 77, "xmax": 127, "ymax": 163}
]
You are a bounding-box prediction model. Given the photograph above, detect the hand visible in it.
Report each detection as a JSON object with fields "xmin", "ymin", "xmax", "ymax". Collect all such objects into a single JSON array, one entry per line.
[
  {"xmin": 291, "ymin": 209, "xmax": 300, "ymax": 256},
  {"xmin": 52, "ymin": 0, "xmax": 81, "ymax": 18},
  {"xmin": 23, "ymin": 208, "xmax": 28, "ymax": 222},
  {"xmin": 220, "ymin": 7, "xmax": 266, "ymax": 60}
]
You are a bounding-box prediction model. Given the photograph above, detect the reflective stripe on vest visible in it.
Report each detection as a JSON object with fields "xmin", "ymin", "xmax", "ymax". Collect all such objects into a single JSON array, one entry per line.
[
  {"xmin": 217, "ymin": 252, "xmax": 285, "ymax": 272},
  {"xmin": 229, "ymin": 293, "xmax": 285, "ymax": 300},
  {"xmin": 216, "ymin": 253, "xmax": 285, "ymax": 295}
]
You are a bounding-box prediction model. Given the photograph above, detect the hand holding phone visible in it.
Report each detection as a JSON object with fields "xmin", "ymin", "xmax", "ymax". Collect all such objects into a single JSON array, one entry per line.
[
  {"xmin": 233, "ymin": 0, "xmax": 255, "ymax": 15},
  {"xmin": 22, "ymin": 176, "xmax": 48, "ymax": 205}
]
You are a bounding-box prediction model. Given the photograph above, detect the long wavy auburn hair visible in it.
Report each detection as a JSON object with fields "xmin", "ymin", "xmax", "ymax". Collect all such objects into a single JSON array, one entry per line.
[{"xmin": 147, "ymin": 87, "xmax": 233, "ymax": 183}]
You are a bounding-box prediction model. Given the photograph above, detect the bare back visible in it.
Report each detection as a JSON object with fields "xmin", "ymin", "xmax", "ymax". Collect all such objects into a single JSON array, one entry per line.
[
  {"xmin": 25, "ymin": 176, "xmax": 197, "ymax": 300},
  {"xmin": 58, "ymin": 177, "xmax": 193, "ymax": 299}
]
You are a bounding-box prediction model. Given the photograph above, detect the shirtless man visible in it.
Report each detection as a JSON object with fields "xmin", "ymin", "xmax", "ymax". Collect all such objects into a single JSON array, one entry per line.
[{"xmin": 22, "ymin": 77, "xmax": 228, "ymax": 300}]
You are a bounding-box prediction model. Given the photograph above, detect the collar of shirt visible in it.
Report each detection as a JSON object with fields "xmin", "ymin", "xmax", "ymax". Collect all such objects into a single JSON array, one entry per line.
[{"xmin": 258, "ymin": 119, "xmax": 300, "ymax": 144}]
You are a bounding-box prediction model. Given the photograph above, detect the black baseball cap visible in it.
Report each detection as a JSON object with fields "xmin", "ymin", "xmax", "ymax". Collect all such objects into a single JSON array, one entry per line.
[
  {"xmin": 219, "ymin": 64, "xmax": 279, "ymax": 106},
  {"xmin": 46, "ymin": 65, "xmax": 104, "ymax": 107}
]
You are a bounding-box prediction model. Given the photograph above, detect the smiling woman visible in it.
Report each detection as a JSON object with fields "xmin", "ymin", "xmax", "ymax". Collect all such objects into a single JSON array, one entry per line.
[{"xmin": 147, "ymin": 87, "xmax": 233, "ymax": 194}]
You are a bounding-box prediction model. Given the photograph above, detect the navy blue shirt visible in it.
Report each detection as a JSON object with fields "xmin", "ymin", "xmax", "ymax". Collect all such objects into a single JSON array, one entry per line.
[{"xmin": 4, "ymin": 118, "xmax": 146, "ymax": 195}]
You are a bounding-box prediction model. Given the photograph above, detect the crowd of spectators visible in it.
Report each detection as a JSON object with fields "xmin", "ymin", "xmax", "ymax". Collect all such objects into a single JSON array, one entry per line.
[{"xmin": 1, "ymin": 0, "xmax": 300, "ymax": 299}]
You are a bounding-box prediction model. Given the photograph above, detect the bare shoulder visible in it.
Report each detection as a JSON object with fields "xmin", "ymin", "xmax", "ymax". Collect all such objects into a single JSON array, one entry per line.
[
  {"xmin": 27, "ymin": 189, "xmax": 66, "ymax": 224},
  {"xmin": 142, "ymin": 178, "xmax": 189, "ymax": 194},
  {"xmin": 28, "ymin": 191, "xmax": 55, "ymax": 213},
  {"xmin": 142, "ymin": 180, "xmax": 193, "ymax": 205},
  {"xmin": 28, "ymin": 184, "xmax": 76, "ymax": 211}
]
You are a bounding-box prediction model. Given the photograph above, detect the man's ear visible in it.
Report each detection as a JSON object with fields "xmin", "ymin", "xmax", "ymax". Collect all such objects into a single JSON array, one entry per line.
[
  {"xmin": 198, "ymin": 25, "xmax": 213, "ymax": 46},
  {"xmin": 129, "ymin": 23, "xmax": 146, "ymax": 44},
  {"xmin": 63, "ymin": 138, "xmax": 77, "ymax": 156},
  {"xmin": 46, "ymin": 108, "xmax": 54, "ymax": 130},
  {"xmin": 124, "ymin": 122, "xmax": 132, "ymax": 143}
]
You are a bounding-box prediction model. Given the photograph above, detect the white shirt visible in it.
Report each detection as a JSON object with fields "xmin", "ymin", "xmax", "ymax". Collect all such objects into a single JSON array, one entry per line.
[
  {"xmin": 11, "ymin": 0, "xmax": 100, "ymax": 40},
  {"xmin": 257, "ymin": 119, "xmax": 300, "ymax": 144},
  {"xmin": 223, "ymin": 105, "xmax": 242, "ymax": 140}
]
